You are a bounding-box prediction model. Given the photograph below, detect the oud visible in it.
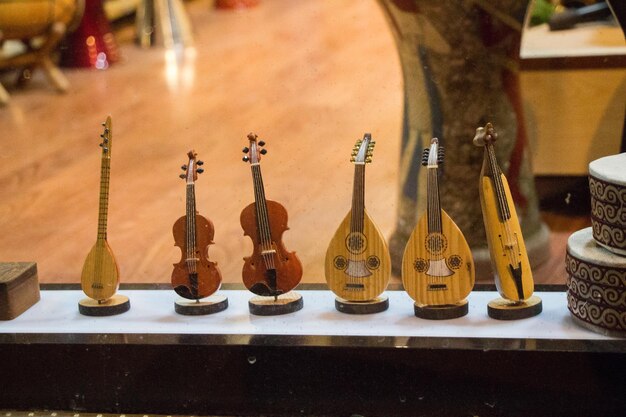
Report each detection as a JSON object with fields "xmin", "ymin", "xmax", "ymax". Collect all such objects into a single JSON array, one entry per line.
[
  {"xmin": 171, "ymin": 150, "xmax": 222, "ymax": 301},
  {"xmin": 240, "ymin": 133, "xmax": 303, "ymax": 305},
  {"xmin": 401, "ymin": 138, "xmax": 474, "ymax": 315},
  {"xmin": 325, "ymin": 134, "xmax": 391, "ymax": 305},
  {"xmin": 80, "ymin": 117, "xmax": 122, "ymax": 305},
  {"xmin": 474, "ymin": 123, "xmax": 541, "ymax": 319}
]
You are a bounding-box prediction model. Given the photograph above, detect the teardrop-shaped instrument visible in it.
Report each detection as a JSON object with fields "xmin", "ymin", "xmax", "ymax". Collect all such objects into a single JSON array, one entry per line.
[
  {"xmin": 80, "ymin": 117, "xmax": 120, "ymax": 302},
  {"xmin": 401, "ymin": 138, "xmax": 475, "ymax": 305},
  {"xmin": 325, "ymin": 134, "xmax": 391, "ymax": 301},
  {"xmin": 474, "ymin": 123, "xmax": 534, "ymax": 301}
]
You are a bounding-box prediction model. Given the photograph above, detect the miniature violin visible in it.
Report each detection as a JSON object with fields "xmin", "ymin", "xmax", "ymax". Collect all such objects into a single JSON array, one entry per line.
[
  {"xmin": 474, "ymin": 123, "xmax": 534, "ymax": 301},
  {"xmin": 324, "ymin": 134, "xmax": 391, "ymax": 301},
  {"xmin": 401, "ymin": 138, "xmax": 474, "ymax": 305},
  {"xmin": 240, "ymin": 133, "xmax": 303, "ymax": 297},
  {"xmin": 80, "ymin": 116, "xmax": 120, "ymax": 302},
  {"xmin": 171, "ymin": 150, "xmax": 222, "ymax": 300}
]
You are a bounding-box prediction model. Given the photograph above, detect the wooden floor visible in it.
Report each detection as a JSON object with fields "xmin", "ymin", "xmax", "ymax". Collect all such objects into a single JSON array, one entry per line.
[{"xmin": 0, "ymin": 0, "xmax": 587, "ymax": 285}]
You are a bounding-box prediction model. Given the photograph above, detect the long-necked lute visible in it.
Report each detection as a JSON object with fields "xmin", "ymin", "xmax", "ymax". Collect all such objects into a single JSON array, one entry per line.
[
  {"xmin": 240, "ymin": 133, "xmax": 303, "ymax": 297},
  {"xmin": 325, "ymin": 134, "xmax": 391, "ymax": 301},
  {"xmin": 80, "ymin": 117, "xmax": 120, "ymax": 302},
  {"xmin": 402, "ymin": 138, "xmax": 474, "ymax": 305},
  {"xmin": 474, "ymin": 123, "xmax": 534, "ymax": 301},
  {"xmin": 171, "ymin": 150, "xmax": 222, "ymax": 300}
]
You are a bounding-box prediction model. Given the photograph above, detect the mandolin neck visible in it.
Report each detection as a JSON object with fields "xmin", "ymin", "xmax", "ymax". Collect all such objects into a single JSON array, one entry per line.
[
  {"xmin": 186, "ymin": 182, "xmax": 198, "ymax": 269},
  {"xmin": 350, "ymin": 164, "xmax": 366, "ymax": 233},
  {"xmin": 485, "ymin": 143, "xmax": 511, "ymax": 222},
  {"xmin": 96, "ymin": 155, "xmax": 111, "ymax": 242},
  {"xmin": 426, "ymin": 166, "xmax": 442, "ymax": 234},
  {"xmin": 251, "ymin": 164, "xmax": 272, "ymax": 245}
]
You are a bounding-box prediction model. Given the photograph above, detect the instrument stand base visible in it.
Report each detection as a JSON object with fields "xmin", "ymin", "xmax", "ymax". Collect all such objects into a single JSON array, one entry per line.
[
  {"xmin": 175, "ymin": 294, "xmax": 229, "ymax": 315},
  {"xmin": 249, "ymin": 291, "xmax": 303, "ymax": 316},
  {"xmin": 78, "ymin": 294, "xmax": 130, "ymax": 316},
  {"xmin": 488, "ymin": 295, "xmax": 543, "ymax": 320},
  {"xmin": 414, "ymin": 299, "xmax": 468, "ymax": 320},
  {"xmin": 335, "ymin": 294, "xmax": 389, "ymax": 314}
]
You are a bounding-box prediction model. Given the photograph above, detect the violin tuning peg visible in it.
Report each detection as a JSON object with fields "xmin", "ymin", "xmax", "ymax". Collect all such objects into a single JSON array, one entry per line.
[
  {"xmin": 258, "ymin": 140, "xmax": 265, "ymax": 147},
  {"xmin": 197, "ymin": 168, "xmax": 204, "ymax": 174},
  {"xmin": 242, "ymin": 156, "xmax": 250, "ymax": 162},
  {"xmin": 260, "ymin": 149, "xmax": 267, "ymax": 155},
  {"xmin": 242, "ymin": 147, "xmax": 249, "ymax": 153},
  {"xmin": 197, "ymin": 160, "xmax": 204, "ymax": 166},
  {"xmin": 181, "ymin": 165, "xmax": 187, "ymax": 170}
]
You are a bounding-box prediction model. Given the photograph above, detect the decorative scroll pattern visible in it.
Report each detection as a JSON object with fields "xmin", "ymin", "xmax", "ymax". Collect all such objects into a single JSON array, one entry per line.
[
  {"xmin": 591, "ymin": 221, "xmax": 626, "ymax": 252},
  {"xmin": 567, "ymin": 275, "xmax": 626, "ymax": 308},
  {"xmin": 567, "ymin": 292, "xmax": 626, "ymax": 331},
  {"xmin": 590, "ymin": 176, "xmax": 626, "ymax": 252},
  {"xmin": 565, "ymin": 252, "xmax": 626, "ymax": 287}
]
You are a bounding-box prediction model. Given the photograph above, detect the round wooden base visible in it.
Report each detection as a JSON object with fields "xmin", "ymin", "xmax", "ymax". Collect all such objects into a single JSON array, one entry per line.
[
  {"xmin": 249, "ymin": 291, "xmax": 303, "ymax": 316},
  {"xmin": 78, "ymin": 294, "xmax": 130, "ymax": 316},
  {"xmin": 174, "ymin": 294, "xmax": 229, "ymax": 316},
  {"xmin": 487, "ymin": 295, "xmax": 543, "ymax": 320},
  {"xmin": 414, "ymin": 300, "xmax": 468, "ymax": 320},
  {"xmin": 335, "ymin": 295, "xmax": 389, "ymax": 315}
]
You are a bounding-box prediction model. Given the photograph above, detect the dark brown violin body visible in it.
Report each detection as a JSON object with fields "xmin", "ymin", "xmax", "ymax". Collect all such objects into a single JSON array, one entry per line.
[
  {"xmin": 240, "ymin": 199, "xmax": 303, "ymax": 296},
  {"xmin": 171, "ymin": 150, "xmax": 222, "ymax": 300},
  {"xmin": 171, "ymin": 214, "xmax": 222, "ymax": 299}
]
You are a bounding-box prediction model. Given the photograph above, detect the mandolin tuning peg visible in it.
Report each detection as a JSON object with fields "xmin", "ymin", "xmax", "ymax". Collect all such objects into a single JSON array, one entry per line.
[
  {"xmin": 242, "ymin": 147, "xmax": 249, "ymax": 153},
  {"xmin": 258, "ymin": 140, "xmax": 265, "ymax": 147},
  {"xmin": 242, "ymin": 156, "xmax": 250, "ymax": 162},
  {"xmin": 197, "ymin": 168, "xmax": 204, "ymax": 174},
  {"xmin": 197, "ymin": 160, "xmax": 204, "ymax": 166},
  {"xmin": 350, "ymin": 157, "xmax": 355, "ymax": 162},
  {"xmin": 181, "ymin": 165, "xmax": 187, "ymax": 170},
  {"xmin": 365, "ymin": 157, "xmax": 372, "ymax": 163},
  {"xmin": 260, "ymin": 149, "xmax": 267, "ymax": 155}
]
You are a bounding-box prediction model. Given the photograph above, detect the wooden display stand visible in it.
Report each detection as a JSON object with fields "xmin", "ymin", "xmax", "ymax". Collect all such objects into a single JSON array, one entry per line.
[
  {"xmin": 0, "ymin": 262, "xmax": 40, "ymax": 320},
  {"xmin": 249, "ymin": 291, "xmax": 303, "ymax": 316},
  {"xmin": 78, "ymin": 294, "xmax": 130, "ymax": 317},
  {"xmin": 487, "ymin": 296, "xmax": 543, "ymax": 320},
  {"xmin": 0, "ymin": 22, "xmax": 69, "ymax": 105},
  {"xmin": 414, "ymin": 300, "xmax": 468, "ymax": 320},
  {"xmin": 175, "ymin": 294, "xmax": 228, "ymax": 315},
  {"xmin": 335, "ymin": 294, "xmax": 389, "ymax": 314}
]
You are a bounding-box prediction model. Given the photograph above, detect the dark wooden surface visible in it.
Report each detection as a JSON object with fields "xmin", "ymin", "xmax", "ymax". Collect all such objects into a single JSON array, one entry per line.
[{"xmin": 0, "ymin": 262, "xmax": 40, "ymax": 320}]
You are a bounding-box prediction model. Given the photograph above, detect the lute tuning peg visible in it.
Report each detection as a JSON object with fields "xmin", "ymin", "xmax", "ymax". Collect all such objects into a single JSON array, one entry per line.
[
  {"xmin": 197, "ymin": 168, "xmax": 204, "ymax": 174},
  {"xmin": 242, "ymin": 147, "xmax": 249, "ymax": 153},
  {"xmin": 258, "ymin": 140, "xmax": 265, "ymax": 146},
  {"xmin": 181, "ymin": 165, "xmax": 187, "ymax": 170},
  {"xmin": 243, "ymin": 156, "xmax": 250, "ymax": 162},
  {"xmin": 260, "ymin": 149, "xmax": 267, "ymax": 155},
  {"xmin": 197, "ymin": 160, "xmax": 204, "ymax": 166}
]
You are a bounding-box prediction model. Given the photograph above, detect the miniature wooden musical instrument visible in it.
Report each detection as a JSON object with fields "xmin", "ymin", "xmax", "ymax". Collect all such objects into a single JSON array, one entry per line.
[
  {"xmin": 80, "ymin": 117, "xmax": 120, "ymax": 302},
  {"xmin": 325, "ymin": 134, "xmax": 391, "ymax": 302},
  {"xmin": 402, "ymin": 138, "xmax": 474, "ymax": 306},
  {"xmin": 240, "ymin": 133, "xmax": 303, "ymax": 297},
  {"xmin": 171, "ymin": 150, "xmax": 222, "ymax": 300},
  {"xmin": 474, "ymin": 123, "xmax": 534, "ymax": 302}
]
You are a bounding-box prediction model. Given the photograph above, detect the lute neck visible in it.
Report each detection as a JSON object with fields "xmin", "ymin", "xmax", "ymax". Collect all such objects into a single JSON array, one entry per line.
[
  {"xmin": 426, "ymin": 166, "xmax": 442, "ymax": 233},
  {"xmin": 96, "ymin": 155, "xmax": 111, "ymax": 242},
  {"xmin": 251, "ymin": 164, "xmax": 272, "ymax": 245},
  {"xmin": 350, "ymin": 163, "xmax": 366, "ymax": 233},
  {"xmin": 485, "ymin": 143, "xmax": 511, "ymax": 222}
]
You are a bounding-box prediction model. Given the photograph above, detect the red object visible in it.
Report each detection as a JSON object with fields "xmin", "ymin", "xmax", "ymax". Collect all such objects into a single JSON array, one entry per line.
[
  {"xmin": 216, "ymin": 0, "xmax": 260, "ymax": 10},
  {"xmin": 59, "ymin": 0, "xmax": 119, "ymax": 68}
]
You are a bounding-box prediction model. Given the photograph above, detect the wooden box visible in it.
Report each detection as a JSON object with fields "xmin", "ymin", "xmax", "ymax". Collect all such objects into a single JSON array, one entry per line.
[{"xmin": 0, "ymin": 262, "xmax": 40, "ymax": 320}]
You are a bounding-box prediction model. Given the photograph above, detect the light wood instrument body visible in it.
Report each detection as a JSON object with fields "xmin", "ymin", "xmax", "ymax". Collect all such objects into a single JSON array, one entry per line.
[
  {"xmin": 402, "ymin": 209, "xmax": 474, "ymax": 305},
  {"xmin": 325, "ymin": 209, "xmax": 391, "ymax": 301},
  {"xmin": 80, "ymin": 116, "xmax": 121, "ymax": 302},
  {"xmin": 475, "ymin": 123, "xmax": 534, "ymax": 302},
  {"xmin": 325, "ymin": 134, "xmax": 390, "ymax": 301},
  {"xmin": 401, "ymin": 138, "xmax": 474, "ymax": 305},
  {"xmin": 80, "ymin": 241, "xmax": 120, "ymax": 301}
]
